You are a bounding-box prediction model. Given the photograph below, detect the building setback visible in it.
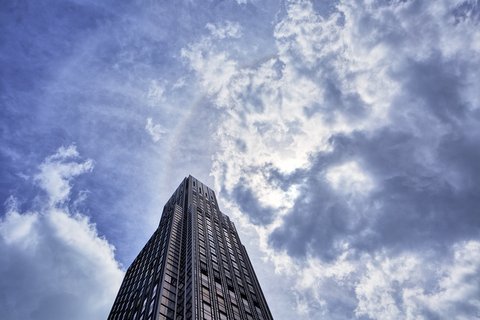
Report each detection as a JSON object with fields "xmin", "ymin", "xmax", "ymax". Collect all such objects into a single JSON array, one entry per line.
[{"xmin": 108, "ymin": 175, "xmax": 274, "ymax": 320}]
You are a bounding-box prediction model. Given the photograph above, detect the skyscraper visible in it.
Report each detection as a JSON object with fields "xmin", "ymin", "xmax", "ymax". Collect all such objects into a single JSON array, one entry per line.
[{"xmin": 108, "ymin": 175, "xmax": 274, "ymax": 320}]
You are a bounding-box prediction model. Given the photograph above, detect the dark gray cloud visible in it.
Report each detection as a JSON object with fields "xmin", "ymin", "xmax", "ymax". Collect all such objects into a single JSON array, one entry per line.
[
  {"xmin": 392, "ymin": 54, "xmax": 469, "ymax": 124},
  {"xmin": 303, "ymin": 77, "xmax": 368, "ymax": 121},
  {"xmin": 269, "ymin": 49, "xmax": 480, "ymax": 260},
  {"xmin": 270, "ymin": 128, "xmax": 480, "ymax": 257},
  {"xmin": 231, "ymin": 182, "xmax": 276, "ymax": 225}
]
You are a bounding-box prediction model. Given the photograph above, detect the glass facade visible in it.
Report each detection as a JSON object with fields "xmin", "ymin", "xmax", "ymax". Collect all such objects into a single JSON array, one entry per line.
[{"xmin": 108, "ymin": 175, "xmax": 274, "ymax": 320}]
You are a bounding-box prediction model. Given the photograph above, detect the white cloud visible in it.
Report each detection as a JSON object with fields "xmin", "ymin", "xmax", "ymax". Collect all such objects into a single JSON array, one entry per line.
[
  {"xmin": 255, "ymin": 241, "xmax": 480, "ymax": 319},
  {"xmin": 35, "ymin": 145, "xmax": 93, "ymax": 206},
  {"xmin": 145, "ymin": 117, "xmax": 166, "ymax": 142},
  {"xmin": 355, "ymin": 242, "xmax": 480, "ymax": 320},
  {"xmin": 182, "ymin": 0, "xmax": 480, "ymax": 318},
  {"xmin": 0, "ymin": 146, "xmax": 123, "ymax": 320},
  {"xmin": 181, "ymin": 40, "xmax": 238, "ymax": 101}
]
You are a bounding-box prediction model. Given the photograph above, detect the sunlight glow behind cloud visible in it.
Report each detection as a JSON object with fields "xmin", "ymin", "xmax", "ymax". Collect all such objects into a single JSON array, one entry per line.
[{"xmin": 326, "ymin": 161, "xmax": 374, "ymax": 195}]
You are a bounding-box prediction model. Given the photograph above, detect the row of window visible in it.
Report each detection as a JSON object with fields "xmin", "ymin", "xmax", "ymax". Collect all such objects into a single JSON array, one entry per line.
[{"xmin": 195, "ymin": 203, "xmax": 268, "ymax": 320}]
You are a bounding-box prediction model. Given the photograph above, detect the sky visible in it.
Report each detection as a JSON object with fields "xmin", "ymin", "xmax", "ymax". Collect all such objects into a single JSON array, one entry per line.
[{"xmin": 1, "ymin": 0, "xmax": 480, "ymax": 319}]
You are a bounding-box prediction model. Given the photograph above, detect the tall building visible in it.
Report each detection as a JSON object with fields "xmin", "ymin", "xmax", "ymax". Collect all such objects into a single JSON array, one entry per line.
[{"xmin": 108, "ymin": 175, "xmax": 274, "ymax": 320}]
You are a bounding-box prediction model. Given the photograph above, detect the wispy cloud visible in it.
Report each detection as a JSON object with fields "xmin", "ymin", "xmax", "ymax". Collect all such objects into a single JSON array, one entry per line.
[
  {"xmin": 206, "ymin": 21, "xmax": 243, "ymax": 39},
  {"xmin": 145, "ymin": 117, "xmax": 166, "ymax": 142}
]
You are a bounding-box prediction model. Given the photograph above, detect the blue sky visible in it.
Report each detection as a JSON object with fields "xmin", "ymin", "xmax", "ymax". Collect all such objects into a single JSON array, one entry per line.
[{"xmin": 1, "ymin": 0, "xmax": 480, "ymax": 319}]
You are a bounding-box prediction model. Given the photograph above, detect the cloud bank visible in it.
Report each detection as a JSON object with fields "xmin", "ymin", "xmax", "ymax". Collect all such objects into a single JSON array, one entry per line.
[
  {"xmin": 0, "ymin": 146, "xmax": 123, "ymax": 320},
  {"xmin": 182, "ymin": 0, "xmax": 480, "ymax": 318}
]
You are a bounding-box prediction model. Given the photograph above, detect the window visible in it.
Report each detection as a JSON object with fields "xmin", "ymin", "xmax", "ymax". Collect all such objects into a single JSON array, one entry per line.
[
  {"xmin": 201, "ymin": 285, "xmax": 210, "ymax": 302},
  {"xmin": 219, "ymin": 311, "xmax": 228, "ymax": 320},
  {"xmin": 202, "ymin": 302, "xmax": 212, "ymax": 320}
]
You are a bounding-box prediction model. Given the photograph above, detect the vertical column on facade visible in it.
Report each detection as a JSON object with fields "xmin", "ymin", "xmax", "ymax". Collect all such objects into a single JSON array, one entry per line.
[
  {"xmin": 209, "ymin": 200, "xmax": 228, "ymax": 320},
  {"xmin": 186, "ymin": 206, "xmax": 195, "ymax": 320},
  {"xmin": 186, "ymin": 177, "xmax": 198, "ymax": 320},
  {"xmin": 196, "ymin": 200, "xmax": 221, "ymax": 320},
  {"xmin": 174, "ymin": 205, "xmax": 187, "ymax": 319},
  {"xmin": 171, "ymin": 200, "xmax": 187, "ymax": 320},
  {"xmin": 240, "ymin": 245, "xmax": 273, "ymax": 320},
  {"xmin": 174, "ymin": 177, "xmax": 193, "ymax": 320},
  {"xmin": 192, "ymin": 178, "xmax": 218, "ymax": 320},
  {"xmin": 196, "ymin": 206, "xmax": 208, "ymax": 320},
  {"xmin": 157, "ymin": 204, "xmax": 183, "ymax": 320},
  {"xmin": 176, "ymin": 204, "xmax": 194, "ymax": 320},
  {"xmin": 211, "ymin": 207, "xmax": 231, "ymax": 320},
  {"xmin": 221, "ymin": 217, "xmax": 246, "ymax": 320}
]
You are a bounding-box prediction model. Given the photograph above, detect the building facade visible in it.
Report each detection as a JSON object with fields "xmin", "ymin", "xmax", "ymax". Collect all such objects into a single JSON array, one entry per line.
[{"xmin": 108, "ymin": 175, "xmax": 274, "ymax": 320}]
